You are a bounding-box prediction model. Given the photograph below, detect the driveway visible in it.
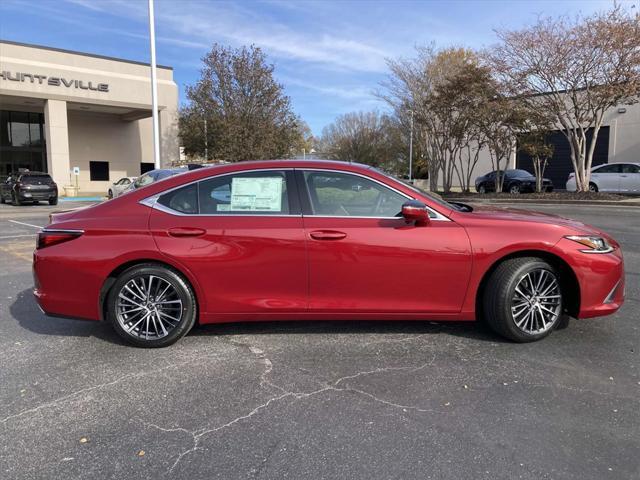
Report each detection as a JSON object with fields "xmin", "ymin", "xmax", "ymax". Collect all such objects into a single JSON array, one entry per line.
[{"xmin": 0, "ymin": 201, "xmax": 638, "ymax": 479}]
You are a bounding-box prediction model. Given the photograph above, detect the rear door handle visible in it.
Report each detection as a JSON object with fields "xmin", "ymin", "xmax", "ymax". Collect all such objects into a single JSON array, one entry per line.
[
  {"xmin": 168, "ymin": 227, "xmax": 206, "ymax": 238},
  {"xmin": 309, "ymin": 230, "xmax": 347, "ymax": 241}
]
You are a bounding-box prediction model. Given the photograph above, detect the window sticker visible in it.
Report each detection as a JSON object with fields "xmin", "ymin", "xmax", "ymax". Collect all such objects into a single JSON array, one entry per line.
[{"xmin": 230, "ymin": 177, "xmax": 283, "ymax": 211}]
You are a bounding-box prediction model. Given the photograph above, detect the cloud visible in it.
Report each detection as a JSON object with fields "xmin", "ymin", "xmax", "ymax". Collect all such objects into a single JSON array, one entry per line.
[{"xmin": 63, "ymin": 0, "xmax": 391, "ymax": 72}]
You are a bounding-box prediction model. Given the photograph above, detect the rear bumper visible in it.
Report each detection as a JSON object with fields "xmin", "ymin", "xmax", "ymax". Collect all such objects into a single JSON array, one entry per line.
[{"xmin": 19, "ymin": 190, "xmax": 57, "ymax": 201}]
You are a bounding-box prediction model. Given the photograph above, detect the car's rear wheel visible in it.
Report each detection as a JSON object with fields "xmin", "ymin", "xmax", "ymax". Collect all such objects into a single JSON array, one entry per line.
[
  {"xmin": 483, "ymin": 257, "xmax": 563, "ymax": 342},
  {"xmin": 107, "ymin": 264, "xmax": 197, "ymax": 347},
  {"xmin": 49, "ymin": 198, "xmax": 58, "ymax": 205},
  {"xmin": 478, "ymin": 184, "xmax": 487, "ymax": 194},
  {"xmin": 589, "ymin": 182, "xmax": 598, "ymax": 193},
  {"xmin": 508, "ymin": 183, "xmax": 521, "ymax": 194}
]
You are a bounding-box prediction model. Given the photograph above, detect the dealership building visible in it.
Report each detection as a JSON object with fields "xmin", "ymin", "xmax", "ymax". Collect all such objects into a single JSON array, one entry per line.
[{"xmin": 0, "ymin": 40, "xmax": 179, "ymax": 194}]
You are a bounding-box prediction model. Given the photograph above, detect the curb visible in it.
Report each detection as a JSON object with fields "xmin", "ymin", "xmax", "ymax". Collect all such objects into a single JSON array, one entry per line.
[{"xmin": 446, "ymin": 198, "xmax": 640, "ymax": 207}]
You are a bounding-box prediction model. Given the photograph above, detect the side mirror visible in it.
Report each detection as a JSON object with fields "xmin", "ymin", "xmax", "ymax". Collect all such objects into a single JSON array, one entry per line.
[{"xmin": 401, "ymin": 200, "xmax": 430, "ymax": 226}]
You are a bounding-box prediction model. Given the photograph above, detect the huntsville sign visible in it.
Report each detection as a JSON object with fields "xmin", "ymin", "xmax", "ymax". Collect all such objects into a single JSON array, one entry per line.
[{"xmin": 0, "ymin": 71, "xmax": 109, "ymax": 92}]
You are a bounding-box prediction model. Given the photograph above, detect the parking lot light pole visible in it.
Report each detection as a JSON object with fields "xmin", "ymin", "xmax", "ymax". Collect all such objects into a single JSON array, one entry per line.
[
  {"xmin": 409, "ymin": 109, "xmax": 414, "ymax": 183},
  {"xmin": 148, "ymin": 0, "xmax": 161, "ymax": 169}
]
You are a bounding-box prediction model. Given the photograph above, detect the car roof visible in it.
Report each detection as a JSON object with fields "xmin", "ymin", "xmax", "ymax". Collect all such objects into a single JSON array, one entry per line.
[{"xmin": 11, "ymin": 171, "xmax": 49, "ymax": 176}]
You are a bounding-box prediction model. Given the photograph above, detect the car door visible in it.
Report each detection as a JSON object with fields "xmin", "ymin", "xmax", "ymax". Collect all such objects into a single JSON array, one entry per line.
[
  {"xmin": 298, "ymin": 169, "xmax": 472, "ymax": 314},
  {"xmin": 148, "ymin": 169, "xmax": 308, "ymax": 315},
  {"xmin": 592, "ymin": 164, "xmax": 622, "ymax": 192},
  {"xmin": 620, "ymin": 164, "xmax": 640, "ymax": 193}
]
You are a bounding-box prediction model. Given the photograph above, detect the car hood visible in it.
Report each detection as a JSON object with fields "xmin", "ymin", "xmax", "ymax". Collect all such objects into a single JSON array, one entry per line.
[{"xmin": 462, "ymin": 205, "xmax": 604, "ymax": 235}]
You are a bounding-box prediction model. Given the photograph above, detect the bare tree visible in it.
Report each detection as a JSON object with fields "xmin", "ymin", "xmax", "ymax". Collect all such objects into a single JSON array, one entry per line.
[
  {"xmin": 487, "ymin": 5, "xmax": 640, "ymax": 191},
  {"xmin": 319, "ymin": 111, "xmax": 405, "ymax": 169},
  {"xmin": 379, "ymin": 47, "xmax": 491, "ymax": 192},
  {"xmin": 180, "ymin": 44, "xmax": 305, "ymax": 161}
]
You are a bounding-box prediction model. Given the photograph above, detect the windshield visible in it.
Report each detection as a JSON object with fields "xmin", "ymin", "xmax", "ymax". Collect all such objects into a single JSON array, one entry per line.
[
  {"xmin": 510, "ymin": 169, "xmax": 534, "ymax": 178},
  {"xmin": 371, "ymin": 168, "xmax": 462, "ymax": 212}
]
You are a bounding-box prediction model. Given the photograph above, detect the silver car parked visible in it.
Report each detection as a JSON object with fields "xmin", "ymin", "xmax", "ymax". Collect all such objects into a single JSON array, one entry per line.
[
  {"xmin": 108, "ymin": 177, "xmax": 137, "ymax": 199},
  {"xmin": 566, "ymin": 162, "xmax": 640, "ymax": 193}
]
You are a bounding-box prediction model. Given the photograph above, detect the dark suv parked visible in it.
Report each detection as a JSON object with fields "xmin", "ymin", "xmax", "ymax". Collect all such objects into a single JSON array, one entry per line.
[{"xmin": 1, "ymin": 172, "xmax": 58, "ymax": 205}]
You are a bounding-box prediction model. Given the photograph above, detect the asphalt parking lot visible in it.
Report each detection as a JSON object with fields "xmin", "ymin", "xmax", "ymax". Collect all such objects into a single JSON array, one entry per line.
[{"xmin": 0, "ymin": 201, "xmax": 638, "ymax": 480}]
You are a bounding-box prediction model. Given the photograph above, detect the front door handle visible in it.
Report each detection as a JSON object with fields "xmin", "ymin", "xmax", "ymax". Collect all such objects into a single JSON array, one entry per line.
[
  {"xmin": 168, "ymin": 227, "xmax": 206, "ymax": 238},
  {"xmin": 309, "ymin": 230, "xmax": 347, "ymax": 241}
]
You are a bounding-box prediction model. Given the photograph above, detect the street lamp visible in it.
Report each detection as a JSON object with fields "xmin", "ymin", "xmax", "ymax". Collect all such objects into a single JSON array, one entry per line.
[
  {"xmin": 408, "ymin": 109, "xmax": 414, "ymax": 183},
  {"xmin": 148, "ymin": 0, "xmax": 160, "ymax": 169}
]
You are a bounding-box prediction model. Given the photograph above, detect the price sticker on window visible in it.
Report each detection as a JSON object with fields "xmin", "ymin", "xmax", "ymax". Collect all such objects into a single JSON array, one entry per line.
[{"xmin": 230, "ymin": 177, "xmax": 283, "ymax": 212}]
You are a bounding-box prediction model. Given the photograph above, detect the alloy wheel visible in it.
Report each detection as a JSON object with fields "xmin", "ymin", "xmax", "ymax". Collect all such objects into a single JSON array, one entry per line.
[
  {"xmin": 510, "ymin": 269, "xmax": 562, "ymax": 335},
  {"xmin": 115, "ymin": 274, "xmax": 183, "ymax": 340}
]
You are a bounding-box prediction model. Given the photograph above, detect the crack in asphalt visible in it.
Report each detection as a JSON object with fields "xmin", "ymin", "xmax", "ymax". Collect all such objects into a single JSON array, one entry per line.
[
  {"xmin": 137, "ymin": 340, "xmax": 440, "ymax": 475},
  {"xmin": 0, "ymin": 353, "xmax": 223, "ymax": 426}
]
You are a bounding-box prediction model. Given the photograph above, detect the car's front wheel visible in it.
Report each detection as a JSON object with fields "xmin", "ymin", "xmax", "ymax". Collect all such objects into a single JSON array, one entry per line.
[
  {"xmin": 483, "ymin": 257, "xmax": 564, "ymax": 342},
  {"xmin": 106, "ymin": 264, "xmax": 197, "ymax": 347},
  {"xmin": 478, "ymin": 184, "xmax": 487, "ymax": 194},
  {"xmin": 508, "ymin": 183, "xmax": 521, "ymax": 194}
]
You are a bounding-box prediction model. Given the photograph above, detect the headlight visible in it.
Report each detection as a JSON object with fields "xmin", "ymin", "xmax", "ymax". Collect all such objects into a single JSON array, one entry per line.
[{"xmin": 565, "ymin": 235, "xmax": 614, "ymax": 253}]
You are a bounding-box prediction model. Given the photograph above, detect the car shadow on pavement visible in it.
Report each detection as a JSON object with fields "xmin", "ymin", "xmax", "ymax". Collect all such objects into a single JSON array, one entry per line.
[
  {"xmin": 10, "ymin": 289, "xmax": 126, "ymax": 346},
  {"xmin": 11, "ymin": 288, "xmax": 504, "ymax": 345},
  {"xmin": 190, "ymin": 318, "xmax": 504, "ymax": 343}
]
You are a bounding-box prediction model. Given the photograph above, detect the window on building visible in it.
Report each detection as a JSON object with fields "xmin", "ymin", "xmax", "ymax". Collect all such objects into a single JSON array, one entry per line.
[
  {"xmin": 141, "ymin": 162, "xmax": 154, "ymax": 174},
  {"xmin": 89, "ymin": 161, "xmax": 110, "ymax": 181}
]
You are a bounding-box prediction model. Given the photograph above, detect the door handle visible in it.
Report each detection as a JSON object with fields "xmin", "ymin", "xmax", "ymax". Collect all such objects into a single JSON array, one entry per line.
[
  {"xmin": 309, "ymin": 230, "xmax": 347, "ymax": 241},
  {"xmin": 168, "ymin": 227, "xmax": 206, "ymax": 238}
]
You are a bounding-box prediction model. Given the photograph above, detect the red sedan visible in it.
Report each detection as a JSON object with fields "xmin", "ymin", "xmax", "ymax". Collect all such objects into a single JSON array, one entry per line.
[{"xmin": 33, "ymin": 160, "xmax": 625, "ymax": 347}]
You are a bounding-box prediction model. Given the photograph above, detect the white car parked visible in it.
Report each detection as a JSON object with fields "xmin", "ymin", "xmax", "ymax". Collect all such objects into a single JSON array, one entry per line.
[
  {"xmin": 566, "ymin": 162, "xmax": 640, "ymax": 193},
  {"xmin": 107, "ymin": 177, "xmax": 137, "ymax": 199}
]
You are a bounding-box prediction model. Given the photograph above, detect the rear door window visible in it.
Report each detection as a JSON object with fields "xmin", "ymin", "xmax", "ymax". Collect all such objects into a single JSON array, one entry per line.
[
  {"xmin": 198, "ymin": 171, "xmax": 290, "ymax": 215},
  {"xmin": 157, "ymin": 184, "xmax": 198, "ymax": 214}
]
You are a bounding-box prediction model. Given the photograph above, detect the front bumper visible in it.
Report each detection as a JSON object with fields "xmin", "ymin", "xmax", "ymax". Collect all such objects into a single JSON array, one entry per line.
[{"xmin": 554, "ymin": 237, "xmax": 625, "ymax": 318}]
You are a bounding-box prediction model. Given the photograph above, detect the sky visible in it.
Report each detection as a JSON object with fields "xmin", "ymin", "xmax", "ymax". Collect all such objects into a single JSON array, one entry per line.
[{"xmin": 0, "ymin": 0, "xmax": 622, "ymax": 135}]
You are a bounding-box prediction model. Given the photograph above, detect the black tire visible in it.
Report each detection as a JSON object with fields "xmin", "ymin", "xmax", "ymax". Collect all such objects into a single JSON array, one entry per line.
[
  {"xmin": 0, "ymin": 194, "xmax": 5, "ymax": 204},
  {"xmin": 12, "ymin": 193, "xmax": 21, "ymax": 206},
  {"xmin": 108, "ymin": 189, "xmax": 113, "ymax": 199},
  {"xmin": 588, "ymin": 182, "xmax": 598, "ymax": 193},
  {"xmin": 483, "ymin": 257, "xmax": 563, "ymax": 342},
  {"xmin": 478, "ymin": 184, "xmax": 487, "ymax": 194},
  {"xmin": 106, "ymin": 264, "xmax": 197, "ymax": 347},
  {"xmin": 49, "ymin": 198, "xmax": 58, "ymax": 205},
  {"xmin": 508, "ymin": 183, "xmax": 521, "ymax": 195}
]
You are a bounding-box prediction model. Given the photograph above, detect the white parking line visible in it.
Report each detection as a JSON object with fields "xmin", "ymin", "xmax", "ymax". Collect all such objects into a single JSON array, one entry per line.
[
  {"xmin": 0, "ymin": 234, "xmax": 37, "ymax": 239},
  {"xmin": 8, "ymin": 220, "xmax": 43, "ymax": 229}
]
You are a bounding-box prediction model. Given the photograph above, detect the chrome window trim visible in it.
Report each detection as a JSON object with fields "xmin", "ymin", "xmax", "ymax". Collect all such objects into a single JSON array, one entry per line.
[
  {"xmin": 300, "ymin": 168, "xmax": 451, "ymax": 222},
  {"xmin": 41, "ymin": 228, "xmax": 85, "ymax": 234},
  {"xmin": 139, "ymin": 166, "xmax": 451, "ymax": 221}
]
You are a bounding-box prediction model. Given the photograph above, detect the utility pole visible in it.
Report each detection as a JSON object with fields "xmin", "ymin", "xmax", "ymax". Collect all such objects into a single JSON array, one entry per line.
[
  {"xmin": 204, "ymin": 117, "xmax": 208, "ymax": 161},
  {"xmin": 148, "ymin": 0, "xmax": 161, "ymax": 169},
  {"xmin": 408, "ymin": 109, "xmax": 414, "ymax": 183}
]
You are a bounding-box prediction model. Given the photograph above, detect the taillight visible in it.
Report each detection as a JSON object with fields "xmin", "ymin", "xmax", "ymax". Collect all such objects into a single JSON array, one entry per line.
[{"xmin": 37, "ymin": 230, "xmax": 83, "ymax": 249}]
